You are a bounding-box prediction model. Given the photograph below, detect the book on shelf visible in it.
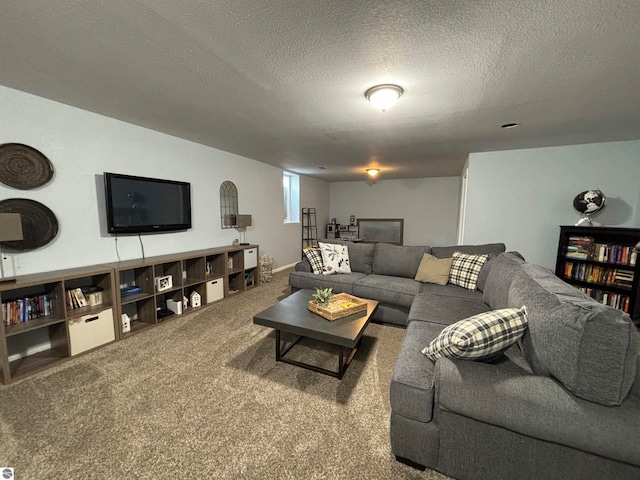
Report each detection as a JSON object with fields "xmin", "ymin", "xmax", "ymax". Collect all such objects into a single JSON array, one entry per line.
[
  {"xmin": 563, "ymin": 262, "xmax": 634, "ymax": 290},
  {"xmin": 2, "ymin": 294, "xmax": 54, "ymax": 326},
  {"xmin": 66, "ymin": 287, "xmax": 89, "ymax": 310},
  {"xmin": 578, "ymin": 286, "xmax": 631, "ymax": 313},
  {"xmin": 565, "ymin": 239, "xmax": 638, "ymax": 266}
]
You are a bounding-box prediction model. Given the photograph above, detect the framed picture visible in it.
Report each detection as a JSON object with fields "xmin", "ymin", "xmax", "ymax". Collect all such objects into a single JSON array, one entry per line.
[{"xmin": 357, "ymin": 218, "xmax": 404, "ymax": 245}]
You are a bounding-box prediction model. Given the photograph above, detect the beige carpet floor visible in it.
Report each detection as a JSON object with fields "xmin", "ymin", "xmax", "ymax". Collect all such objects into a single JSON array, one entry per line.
[{"xmin": 0, "ymin": 268, "xmax": 449, "ymax": 479}]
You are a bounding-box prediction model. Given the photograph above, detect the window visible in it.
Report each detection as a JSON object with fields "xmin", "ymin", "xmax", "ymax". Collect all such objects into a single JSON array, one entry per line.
[{"xmin": 283, "ymin": 172, "xmax": 300, "ymax": 223}]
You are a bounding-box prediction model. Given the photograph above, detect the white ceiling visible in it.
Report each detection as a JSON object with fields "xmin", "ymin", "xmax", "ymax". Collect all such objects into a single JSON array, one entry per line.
[{"xmin": 1, "ymin": 1, "xmax": 640, "ymax": 182}]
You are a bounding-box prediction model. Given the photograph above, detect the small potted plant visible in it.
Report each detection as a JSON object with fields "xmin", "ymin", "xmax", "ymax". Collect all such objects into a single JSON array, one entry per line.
[{"xmin": 312, "ymin": 287, "xmax": 334, "ymax": 307}]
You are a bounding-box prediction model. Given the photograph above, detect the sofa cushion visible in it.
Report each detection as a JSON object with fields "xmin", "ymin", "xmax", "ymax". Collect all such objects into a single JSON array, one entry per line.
[
  {"xmin": 409, "ymin": 293, "xmax": 490, "ymax": 326},
  {"xmin": 303, "ymin": 247, "xmax": 324, "ymax": 275},
  {"xmin": 418, "ymin": 282, "xmax": 485, "ymax": 301},
  {"xmin": 509, "ymin": 264, "xmax": 638, "ymax": 406},
  {"xmin": 319, "ymin": 242, "xmax": 351, "ymax": 275},
  {"xmin": 391, "ymin": 321, "xmax": 444, "ymax": 423},
  {"xmin": 345, "ymin": 241, "xmax": 375, "ymax": 274},
  {"xmin": 288, "ymin": 271, "xmax": 367, "ymax": 295},
  {"xmin": 448, "ymin": 252, "xmax": 488, "ymax": 290},
  {"xmin": 431, "ymin": 242, "xmax": 506, "ymax": 258},
  {"xmin": 422, "ymin": 306, "xmax": 528, "ymax": 361},
  {"xmin": 414, "ymin": 253, "xmax": 453, "ymax": 285},
  {"xmin": 482, "ymin": 252, "xmax": 526, "ymax": 309},
  {"xmin": 435, "ymin": 355, "xmax": 640, "ymax": 466},
  {"xmin": 372, "ymin": 243, "xmax": 431, "ymax": 278},
  {"xmin": 352, "ymin": 274, "xmax": 421, "ymax": 309}
]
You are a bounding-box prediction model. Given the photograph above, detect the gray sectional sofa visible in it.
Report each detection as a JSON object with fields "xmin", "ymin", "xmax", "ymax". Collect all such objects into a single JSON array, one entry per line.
[{"xmin": 289, "ymin": 240, "xmax": 640, "ymax": 479}]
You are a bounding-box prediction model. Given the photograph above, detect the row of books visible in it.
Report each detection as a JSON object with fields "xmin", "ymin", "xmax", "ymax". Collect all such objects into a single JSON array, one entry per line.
[
  {"xmin": 563, "ymin": 262, "xmax": 634, "ymax": 289},
  {"xmin": 565, "ymin": 236, "xmax": 637, "ymax": 266},
  {"xmin": 66, "ymin": 286, "xmax": 104, "ymax": 310},
  {"xmin": 66, "ymin": 288, "xmax": 88, "ymax": 310},
  {"xmin": 2, "ymin": 295, "xmax": 55, "ymax": 326},
  {"xmin": 578, "ymin": 287, "xmax": 630, "ymax": 313}
]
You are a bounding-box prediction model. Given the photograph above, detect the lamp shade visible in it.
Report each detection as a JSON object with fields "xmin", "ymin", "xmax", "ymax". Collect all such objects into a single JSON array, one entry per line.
[
  {"xmin": 235, "ymin": 214, "xmax": 252, "ymax": 228},
  {"xmin": 0, "ymin": 213, "xmax": 23, "ymax": 242}
]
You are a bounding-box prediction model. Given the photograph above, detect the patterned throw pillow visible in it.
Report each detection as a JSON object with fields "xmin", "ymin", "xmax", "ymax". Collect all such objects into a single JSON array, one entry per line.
[
  {"xmin": 319, "ymin": 242, "xmax": 351, "ymax": 275},
  {"xmin": 449, "ymin": 252, "xmax": 489, "ymax": 290},
  {"xmin": 422, "ymin": 306, "xmax": 528, "ymax": 361},
  {"xmin": 303, "ymin": 247, "xmax": 324, "ymax": 275}
]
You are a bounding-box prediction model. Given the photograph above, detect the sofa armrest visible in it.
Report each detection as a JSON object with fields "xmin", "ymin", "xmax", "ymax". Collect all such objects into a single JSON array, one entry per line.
[
  {"xmin": 630, "ymin": 354, "xmax": 640, "ymax": 399},
  {"xmin": 434, "ymin": 355, "xmax": 640, "ymax": 466},
  {"xmin": 295, "ymin": 259, "xmax": 312, "ymax": 272}
]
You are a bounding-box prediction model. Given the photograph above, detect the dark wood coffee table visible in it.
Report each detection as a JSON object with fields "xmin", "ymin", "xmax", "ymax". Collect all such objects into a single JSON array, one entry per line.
[{"xmin": 253, "ymin": 289, "xmax": 378, "ymax": 379}]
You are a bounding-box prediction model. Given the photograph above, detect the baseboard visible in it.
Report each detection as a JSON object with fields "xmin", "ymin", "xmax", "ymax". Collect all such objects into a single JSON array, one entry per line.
[{"xmin": 273, "ymin": 262, "xmax": 297, "ymax": 273}]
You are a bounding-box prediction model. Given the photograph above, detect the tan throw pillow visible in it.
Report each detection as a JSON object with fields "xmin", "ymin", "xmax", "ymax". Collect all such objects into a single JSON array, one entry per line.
[{"xmin": 414, "ymin": 253, "xmax": 453, "ymax": 285}]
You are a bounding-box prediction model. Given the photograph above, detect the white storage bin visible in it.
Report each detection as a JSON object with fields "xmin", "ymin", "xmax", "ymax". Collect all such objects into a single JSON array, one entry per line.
[
  {"xmin": 206, "ymin": 278, "xmax": 224, "ymax": 304},
  {"xmin": 244, "ymin": 248, "xmax": 258, "ymax": 269},
  {"xmin": 68, "ymin": 308, "xmax": 116, "ymax": 356}
]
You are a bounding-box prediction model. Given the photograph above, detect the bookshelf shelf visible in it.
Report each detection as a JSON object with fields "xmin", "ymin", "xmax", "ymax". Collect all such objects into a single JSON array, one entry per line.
[
  {"xmin": 5, "ymin": 316, "xmax": 66, "ymax": 337},
  {"xmin": 555, "ymin": 226, "xmax": 640, "ymax": 324}
]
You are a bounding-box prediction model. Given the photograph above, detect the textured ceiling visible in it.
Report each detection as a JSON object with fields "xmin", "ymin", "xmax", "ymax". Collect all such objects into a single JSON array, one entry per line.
[{"xmin": 1, "ymin": 1, "xmax": 640, "ymax": 182}]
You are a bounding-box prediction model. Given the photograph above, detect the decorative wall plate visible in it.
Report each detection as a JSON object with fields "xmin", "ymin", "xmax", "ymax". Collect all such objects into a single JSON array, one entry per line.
[
  {"xmin": 0, "ymin": 143, "xmax": 54, "ymax": 189},
  {"xmin": 0, "ymin": 198, "xmax": 59, "ymax": 251}
]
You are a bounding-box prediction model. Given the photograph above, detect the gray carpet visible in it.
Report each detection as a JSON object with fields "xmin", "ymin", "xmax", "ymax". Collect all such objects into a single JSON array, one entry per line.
[{"xmin": 0, "ymin": 269, "xmax": 449, "ymax": 479}]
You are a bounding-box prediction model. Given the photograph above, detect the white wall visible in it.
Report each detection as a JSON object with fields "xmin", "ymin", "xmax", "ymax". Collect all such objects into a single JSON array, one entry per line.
[
  {"xmin": 329, "ymin": 177, "xmax": 460, "ymax": 246},
  {"xmin": 463, "ymin": 141, "xmax": 640, "ymax": 269},
  {"xmin": 0, "ymin": 86, "xmax": 330, "ymax": 276}
]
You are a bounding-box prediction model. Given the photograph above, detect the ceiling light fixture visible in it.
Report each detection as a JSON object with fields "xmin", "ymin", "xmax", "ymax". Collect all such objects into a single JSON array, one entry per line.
[
  {"xmin": 501, "ymin": 123, "xmax": 520, "ymax": 129},
  {"xmin": 366, "ymin": 168, "xmax": 380, "ymax": 177},
  {"xmin": 365, "ymin": 84, "xmax": 404, "ymax": 111}
]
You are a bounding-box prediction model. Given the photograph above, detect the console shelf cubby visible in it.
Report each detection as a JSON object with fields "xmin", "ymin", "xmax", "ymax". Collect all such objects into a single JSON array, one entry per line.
[
  {"xmin": 1, "ymin": 265, "xmax": 117, "ymax": 384},
  {"xmin": 105, "ymin": 244, "xmax": 260, "ymax": 340}
]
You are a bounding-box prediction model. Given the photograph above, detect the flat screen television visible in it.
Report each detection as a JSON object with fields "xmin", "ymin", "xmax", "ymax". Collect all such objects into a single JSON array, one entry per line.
[{"xmin": 104, "ymin": 172, "xmax": 192, "ymax": 234}]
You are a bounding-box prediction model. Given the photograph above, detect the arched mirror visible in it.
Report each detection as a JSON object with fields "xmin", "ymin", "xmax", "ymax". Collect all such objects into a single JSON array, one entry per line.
[{"xmin": 220, "ymin": 181, "xmax": 239, "ymax": 229}]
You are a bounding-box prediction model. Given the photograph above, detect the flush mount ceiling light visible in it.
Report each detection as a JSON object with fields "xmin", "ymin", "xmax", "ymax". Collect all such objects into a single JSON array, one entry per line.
[
  {"xmin": 366, "ymin": 168, "xmax": 380, "ymax": 177},
  {"xmin": 365, "ymin": 84, "xmax": 404, "ymax": 111}
]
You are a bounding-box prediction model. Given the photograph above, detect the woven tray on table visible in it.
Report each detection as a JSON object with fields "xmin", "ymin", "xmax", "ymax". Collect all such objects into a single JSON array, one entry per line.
[{"xmin": 308, "ymin": 293, "xmax": 367, "ymax": 321}]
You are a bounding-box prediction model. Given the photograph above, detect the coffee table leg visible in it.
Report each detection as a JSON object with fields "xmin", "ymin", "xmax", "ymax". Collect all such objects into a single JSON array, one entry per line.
[
  {"xmin": 276, "ymin": 330, "xmax": 303, "ymax": 361},
  {"xmin": 274, "ymin": 332, "xmax": 359, "ymax": 380}
]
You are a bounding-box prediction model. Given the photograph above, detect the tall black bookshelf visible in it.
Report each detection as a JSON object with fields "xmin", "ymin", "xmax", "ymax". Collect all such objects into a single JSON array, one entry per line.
[{"xmin": 555, "ymin": 226, "xmax": 640, "ymax": 325}]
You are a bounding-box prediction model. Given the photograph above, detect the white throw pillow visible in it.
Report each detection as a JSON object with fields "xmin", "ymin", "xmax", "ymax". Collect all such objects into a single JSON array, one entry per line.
[
  {"xmin": 422, "ymin": 306, "xmax": 528, "ymax": 362},
  {"xmin": 319, "ymin": 242, "xmax": 351, "ymax": 275}
]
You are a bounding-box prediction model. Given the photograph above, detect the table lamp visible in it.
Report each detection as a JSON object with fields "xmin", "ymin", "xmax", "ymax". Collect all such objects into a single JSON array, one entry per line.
[
  {"xmin": 0, "ymin": 213, "xmax": 24, "ymax": 284},
  {"xmin": 235, "ymin": 214, "xmax": 252, "ymax": 245}
]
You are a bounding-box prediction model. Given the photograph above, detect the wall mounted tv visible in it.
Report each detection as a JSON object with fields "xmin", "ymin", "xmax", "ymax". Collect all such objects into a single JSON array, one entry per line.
[{"xmin": 104, "ymin": 172, "xmax": 192, "ymax": 234}]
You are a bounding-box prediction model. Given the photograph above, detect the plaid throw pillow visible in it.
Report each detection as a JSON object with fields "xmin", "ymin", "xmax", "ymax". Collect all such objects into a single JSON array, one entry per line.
[
  {"xmin": 303, "ymin": 247, "xmax": 324, "ymax": 275},
  {"xmin": 422, "ymin": 306, "xmax": 528, "ymax": 362},
  {"xmin": 448, "ymin": 252, "xmax": 489, "ymax": 290}
]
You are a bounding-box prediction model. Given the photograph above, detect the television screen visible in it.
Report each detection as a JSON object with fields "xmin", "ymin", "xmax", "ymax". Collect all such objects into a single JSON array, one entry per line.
[{"xmin": 104, "ymin": 172, "xmax": 192, "ymax": 234}]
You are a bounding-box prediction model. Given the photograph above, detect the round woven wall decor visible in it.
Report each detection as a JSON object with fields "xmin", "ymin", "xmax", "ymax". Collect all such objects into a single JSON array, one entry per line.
[
  {"xmin": 0, "ymin": 198, "xmax": 59, "ymax": 251},
  {"xmin": 0, "ymin": 143, "xmax": 54, "ymax": 189}
]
